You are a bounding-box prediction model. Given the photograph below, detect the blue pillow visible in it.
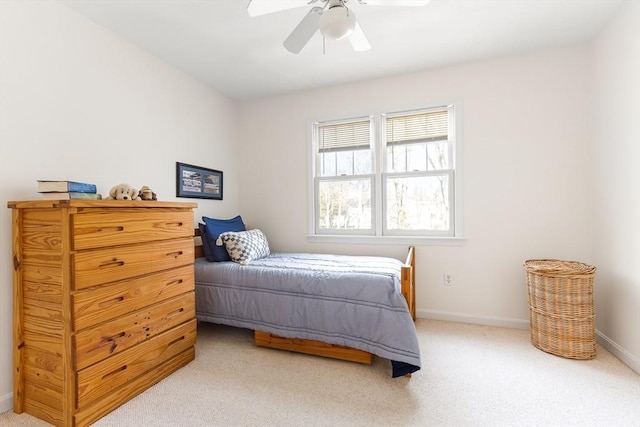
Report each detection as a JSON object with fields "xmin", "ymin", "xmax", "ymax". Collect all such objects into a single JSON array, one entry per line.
[
  {"xmin": 202, "ymin": 215, "xmax": 246, "ymax": 262},
  {"xmin": 198, "ymin": 223, "xmax": 216, "ymax": 262}
]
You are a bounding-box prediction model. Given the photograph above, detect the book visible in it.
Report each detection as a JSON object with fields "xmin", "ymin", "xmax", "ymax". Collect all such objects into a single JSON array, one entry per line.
[
  {"xmin": 37, "ymin": 180, "xmax": 97, "ymax": 193},
  {"xmin": 40, "ymin": 192, "xmax": 103, "ymax": 200}
]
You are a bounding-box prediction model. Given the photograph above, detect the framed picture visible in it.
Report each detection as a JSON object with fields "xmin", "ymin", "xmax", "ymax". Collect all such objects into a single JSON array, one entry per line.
[{"xmin": 176, "ymin": 162, "xmax": 223, "ymax": 200}]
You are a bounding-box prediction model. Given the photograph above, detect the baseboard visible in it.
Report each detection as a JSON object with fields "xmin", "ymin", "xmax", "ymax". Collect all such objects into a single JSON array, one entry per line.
[
  {"xmin": 0, "ymin": 392, "xmax": 12, "ymax": 414},
  {"xmin": 596, "ymin": 329, "xmax": 640, "ymax": 374},
  {"xmin": 417, "ymin": 309, "xmax": 640, "ymax": 375},
  {"xmin": 417, "ymin": 309, "xmax": 529, "ymax": 330}
]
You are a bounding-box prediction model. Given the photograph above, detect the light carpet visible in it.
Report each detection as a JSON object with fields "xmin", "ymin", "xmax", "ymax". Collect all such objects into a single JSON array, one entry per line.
[{"xmin": 1, "ymin": 319, "xmax": 639, "ymax": 427}]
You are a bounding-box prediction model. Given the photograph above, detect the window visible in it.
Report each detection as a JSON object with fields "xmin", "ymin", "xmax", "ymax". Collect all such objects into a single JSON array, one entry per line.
[
  {"xmin": 315, "ymin": 118, "xmax": 374, "ymax": 234},
  {"xmin": 384, "ymin": 107, "xmax": 454, "ymax": 236},
  {"xmin": 310, "ymin": 104, "xmax": 460, "ymax": 240}
]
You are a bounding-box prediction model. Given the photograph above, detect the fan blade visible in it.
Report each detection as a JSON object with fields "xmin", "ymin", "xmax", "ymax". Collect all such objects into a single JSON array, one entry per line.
[
  {"xmin": 357, "ymin": 0, "xmax": 431, "ymax": 5},
  {"xmin": 283, "ymin": 7, "xmax": 322, "ymax": 54},
  {"xmin": 349, "ymin": 22, "xmax": 371, "ymax": 52},
  {"xmin": 247, "ymin": 0, "xmax": 307, "ymax": 17}
]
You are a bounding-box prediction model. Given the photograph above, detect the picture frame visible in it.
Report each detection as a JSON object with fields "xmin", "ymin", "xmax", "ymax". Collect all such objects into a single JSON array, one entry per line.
[{"xmin": 176, "ymin": 162, "xmax": 223, "ymax": 200}]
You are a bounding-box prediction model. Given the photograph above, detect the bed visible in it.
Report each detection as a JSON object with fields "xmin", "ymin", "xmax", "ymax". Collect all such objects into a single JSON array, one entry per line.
[{"xmin": 193, "ymin": 225, "xmax": 420, "ymax": 378}]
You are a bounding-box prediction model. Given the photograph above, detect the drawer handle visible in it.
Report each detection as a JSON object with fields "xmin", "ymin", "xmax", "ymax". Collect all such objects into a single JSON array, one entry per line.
[
  {"xmin": 98, "ymin": 296, "xmax": 125, "ymax": 308},
  {"xmin": 166, "ymin": 279, "xmax": 183, "ymax": 287},
  {"xmin": 167, "ymin": 308, "xmax": 184, "ymax": 318},
  {"xmin": 102, "ymin": 365, "xmax": 127, "ymax": 380},
  {"xmin": 99, "ymin": 226, "xmax": 125, "ymax": 233},
  {"xmin": 99, "ymin": 258, "xmax": 125, "ymax": 269},
  {"xmin": 166, "ymin": 251, "xmax": 183, "ymax": 259},
  {"xmin": 165, "ymin": 222, "xmax": 184, "ymax": 228},
  {"xmin": 168, "ymin": 336, "xmax": 185, "ymax": 347}
]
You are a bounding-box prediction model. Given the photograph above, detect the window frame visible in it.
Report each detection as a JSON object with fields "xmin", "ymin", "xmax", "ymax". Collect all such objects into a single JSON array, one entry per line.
[
  {"xmin": 307, "ymin": 102, "xmax": 464, "ymax": 245},
  {"xmin": 312, "ymin": 115, "xmax": 376, "ymax": 236},
  {"xmin": 381, "ymin": 105, "xmax": 456, "ymax": 237}
]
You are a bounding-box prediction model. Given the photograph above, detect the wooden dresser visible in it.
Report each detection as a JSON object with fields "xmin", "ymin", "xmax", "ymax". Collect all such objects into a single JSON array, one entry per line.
[{"xmin": 7, "ymin": 200, "xmax": 198, "ymax": 426}]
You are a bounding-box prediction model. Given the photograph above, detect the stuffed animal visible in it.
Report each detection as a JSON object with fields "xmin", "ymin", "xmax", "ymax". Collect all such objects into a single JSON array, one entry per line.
[
  {"xmin": 138, "ymin": 185, "xmax": 157, "ymax": 201},
  {"xmin": 107, "ymin": 183, "xmax": 140, "ymax": 200}
]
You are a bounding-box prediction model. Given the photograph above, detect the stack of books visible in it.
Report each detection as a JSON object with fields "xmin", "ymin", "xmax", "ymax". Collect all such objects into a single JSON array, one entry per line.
[{"xmin": 37, "ymin": 180, "xmax": 102, "ymax": 200}]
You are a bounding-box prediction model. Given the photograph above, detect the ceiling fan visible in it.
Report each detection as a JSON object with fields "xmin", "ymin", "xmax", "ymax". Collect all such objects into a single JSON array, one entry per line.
[{"xmin": 247, "ymin": 0, "xmax": 431, "ymax": 54}]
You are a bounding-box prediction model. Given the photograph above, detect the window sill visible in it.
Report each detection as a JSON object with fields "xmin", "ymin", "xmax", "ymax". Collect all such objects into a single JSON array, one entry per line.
[{"xmin": 306, "ymin": 235, "xmax": 466, "ymax": 246}]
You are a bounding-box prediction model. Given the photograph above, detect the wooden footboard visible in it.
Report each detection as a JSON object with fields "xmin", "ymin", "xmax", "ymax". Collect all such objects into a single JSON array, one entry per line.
[
  {"xmin": 402, "ymin": 246, "xmax": 416, "ymax": 321},
  {"xmin": 194, "ymin": 229, "xmax": 416, "ymax": 364}
]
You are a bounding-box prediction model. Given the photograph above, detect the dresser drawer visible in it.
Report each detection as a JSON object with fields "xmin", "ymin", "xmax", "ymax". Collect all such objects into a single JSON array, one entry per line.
[
  {"xmin": 73, "ymin": 264, "xmax": 194, "ymax": 331},
  {"xmin": 73, "ymin": 238, "xmax": 193, "ymax": 290},
  {"xmin": 73, "ymin": 210, "xmax": 193, "ymax": 250},
  {"xmin": 74, "ymin": 292, "xmax": 195, "ymax": 371},
  {"xmin": 73, "ymin": 347, "xmax": 195, "ymax": 427},
  {"xmin": 76, "ymin": 319, "xmax": 196, "ymax": 408}
]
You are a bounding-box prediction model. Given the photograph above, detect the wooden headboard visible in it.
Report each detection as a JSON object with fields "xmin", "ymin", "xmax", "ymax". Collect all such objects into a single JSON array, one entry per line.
[{"xmin": 194, "ymin": 227, "xmax": 205, "ymax": 258}]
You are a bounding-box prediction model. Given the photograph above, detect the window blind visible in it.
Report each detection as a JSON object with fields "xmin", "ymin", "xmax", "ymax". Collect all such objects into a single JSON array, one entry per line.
[
  {"xmin": 386, "ymin": 109, "xmax": 448, "ymax": 145},
  {"xmin": 318, "ymin": 119, "xmax": 371, "ymax": 152}
]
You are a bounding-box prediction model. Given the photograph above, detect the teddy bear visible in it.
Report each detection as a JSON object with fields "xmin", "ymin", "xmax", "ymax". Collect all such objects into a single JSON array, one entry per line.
[
  {"xmin": 138, "ymin": 185, "xmax": 157, "ymax": 201},
  {"xmin": 106, "ymin": 183, "xmax": 140, "ymax": 200}
]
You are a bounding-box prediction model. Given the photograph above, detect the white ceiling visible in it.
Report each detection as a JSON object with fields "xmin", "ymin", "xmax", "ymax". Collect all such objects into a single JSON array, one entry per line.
[{"xmin": 61, "ymin": 0, "xmax": 625, "ymax": 101}]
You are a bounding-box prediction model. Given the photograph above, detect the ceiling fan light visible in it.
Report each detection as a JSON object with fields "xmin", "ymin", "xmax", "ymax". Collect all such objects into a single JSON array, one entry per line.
[{"xmin": 319, "ymin": 6, "xmax": 356, "ymax": 40}]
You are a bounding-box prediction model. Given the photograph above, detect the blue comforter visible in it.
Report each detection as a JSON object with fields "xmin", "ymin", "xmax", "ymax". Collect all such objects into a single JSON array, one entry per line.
[{"xmin": 194, "ymin": 253, "xmax": 421, "ymax": 377}]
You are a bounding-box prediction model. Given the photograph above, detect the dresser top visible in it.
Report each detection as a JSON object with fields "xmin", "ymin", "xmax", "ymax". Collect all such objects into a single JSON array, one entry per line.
[{"xmin": 7, "ymin": 200, "xmax": 198, "ymax": 209}]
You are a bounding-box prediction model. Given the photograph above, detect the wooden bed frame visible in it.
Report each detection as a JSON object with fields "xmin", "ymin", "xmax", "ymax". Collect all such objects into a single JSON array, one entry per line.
[{"xmin": 194, "ymin": 228, "xmax": 416, "ymax": 365}]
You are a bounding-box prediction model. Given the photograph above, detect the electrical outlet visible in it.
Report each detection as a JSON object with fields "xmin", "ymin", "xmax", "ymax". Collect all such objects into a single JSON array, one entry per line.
[{"xmin": 444, "ymin": 272, "xmax": 454, "ymax": 286}]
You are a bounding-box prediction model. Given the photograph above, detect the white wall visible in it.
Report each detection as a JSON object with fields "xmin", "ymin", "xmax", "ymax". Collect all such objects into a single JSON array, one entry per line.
[
  {"xmin": 238, "ymin": 45, "xmax": 595, "ymax": 328},
  {"xmin": 0, "ymin": 1, "xmax": 240, "ymax": 411},
  {"xmin": 592, "ymin": 2, "xmax": 640, "ymax": 372}
]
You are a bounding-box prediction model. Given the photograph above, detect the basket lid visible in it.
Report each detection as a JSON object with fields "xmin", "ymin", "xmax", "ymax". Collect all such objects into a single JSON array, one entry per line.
[{"xmin": 524, "ymin": 259, "xmax": 596, "ymax": 277}]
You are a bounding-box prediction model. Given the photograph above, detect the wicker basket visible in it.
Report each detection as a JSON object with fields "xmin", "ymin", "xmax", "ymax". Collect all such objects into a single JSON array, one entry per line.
[{"xmin": 524, "ymin": 259, "xmax": 596, "ymax": 360}]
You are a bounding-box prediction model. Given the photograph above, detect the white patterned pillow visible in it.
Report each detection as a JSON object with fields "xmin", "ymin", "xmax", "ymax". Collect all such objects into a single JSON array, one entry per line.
[{"xmin": 216, "ymin": 229, "xmax": 270, "ymax": 265}]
